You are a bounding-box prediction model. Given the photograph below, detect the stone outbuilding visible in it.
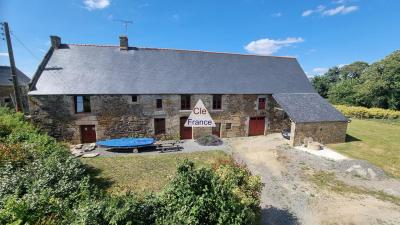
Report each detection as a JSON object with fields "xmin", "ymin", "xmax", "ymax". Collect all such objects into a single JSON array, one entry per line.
[
  {"xmin": 28, "ymin": 36, "xmax": 348, "ymax": 145},
  {"xmin": 0, "ymin": 66, "xmax": 30, "ymax": 110}
]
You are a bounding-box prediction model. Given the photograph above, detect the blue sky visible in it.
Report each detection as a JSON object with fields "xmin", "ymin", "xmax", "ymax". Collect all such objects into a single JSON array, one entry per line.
[{"xmin": 0, "ymin": 0, "xmax": 399, "ymax": 77}]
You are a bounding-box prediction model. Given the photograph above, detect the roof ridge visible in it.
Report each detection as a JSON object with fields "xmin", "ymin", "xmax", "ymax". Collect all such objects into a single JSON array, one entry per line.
[{"xmin": 65, "ymin": 43, "xmax": 296, "ymax": 59}]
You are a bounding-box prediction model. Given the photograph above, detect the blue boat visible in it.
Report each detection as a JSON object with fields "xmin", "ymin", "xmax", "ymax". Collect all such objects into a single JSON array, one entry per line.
[{"xmin": 97, "ymin": 137, "xmax": 155, "ymax": 148}]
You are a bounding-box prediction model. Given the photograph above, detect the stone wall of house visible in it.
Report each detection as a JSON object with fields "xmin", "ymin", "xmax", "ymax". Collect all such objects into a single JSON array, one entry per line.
[
  {"xmin": 290, "ymin": 121, "xmax": 348, "ymax": 146},
  {"xmin": 29, "ymin": 94, "xmax": 290, "ymax": 144},
  {"xmin": 1, "ymin": 86, "xmax": 30, "ymax": 111},
  {"xmin": 0, "ymin": 86, "xmax": 14, "ymax": 106}
]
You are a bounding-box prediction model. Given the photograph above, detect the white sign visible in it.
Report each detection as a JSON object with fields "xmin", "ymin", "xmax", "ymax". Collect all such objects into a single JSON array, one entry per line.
[{"xmin": 184, "ymin": 99, "xmax": 216, "ymax": 127}]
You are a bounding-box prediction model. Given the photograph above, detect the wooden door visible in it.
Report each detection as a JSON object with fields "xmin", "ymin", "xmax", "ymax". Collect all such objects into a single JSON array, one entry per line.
[
  {"xmin": 81, "ymin": 125, "xmax": 96, "ymax": 143},
  {"xmin": 212, "ymin": 123, "xmax": 221, "ymax": 137},
  {"xmin": 248, "ymin": 117, "xmax": 265, "ymax": 136},
  {"xmin": 180, "ymin": 117, "xmax": 192, "ymax": 139}
]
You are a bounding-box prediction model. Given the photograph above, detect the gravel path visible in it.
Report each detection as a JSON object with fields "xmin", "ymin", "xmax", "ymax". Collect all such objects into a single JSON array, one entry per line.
[{"xmin": 227, "ymin": 134, "xmax": 400, "ymax": 225}]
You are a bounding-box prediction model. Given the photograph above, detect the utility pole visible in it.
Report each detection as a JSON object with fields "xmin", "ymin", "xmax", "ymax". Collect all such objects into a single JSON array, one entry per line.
[{"xmin": 2, "ymin": 22, "xmax": 23, "ymax": 112}]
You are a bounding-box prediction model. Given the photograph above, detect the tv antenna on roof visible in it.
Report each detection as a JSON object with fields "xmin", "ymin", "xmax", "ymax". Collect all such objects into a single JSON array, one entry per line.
[{"xmin": 113, "ymin": 19, "xmax": 133, "ymax": 34}]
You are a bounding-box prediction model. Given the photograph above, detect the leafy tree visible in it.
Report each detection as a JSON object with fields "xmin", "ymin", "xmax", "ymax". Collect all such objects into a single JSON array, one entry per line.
[
  {"xmin": 328, "ymin": 78, "xmax": 359, "ymax": 105},
  {"xmin": 356, "ymin": 50, "xmax": 400, "ymax": 109},
  {"xmin": 311, "ymin": 75, "xmax": 331, "ymax": 98},
  {"xmin": 325, "ymin": 66, "xmax": 341, "ymax": 83},
  {"xmin": 339, "ymin": 61, "xmax": 369, "ymax": 79}
]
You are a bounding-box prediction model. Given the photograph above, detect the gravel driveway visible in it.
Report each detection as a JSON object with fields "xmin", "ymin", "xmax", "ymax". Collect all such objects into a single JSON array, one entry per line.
[{"xmin": 226, "ymin": 134, "xmax": 400, "ymax": 225}]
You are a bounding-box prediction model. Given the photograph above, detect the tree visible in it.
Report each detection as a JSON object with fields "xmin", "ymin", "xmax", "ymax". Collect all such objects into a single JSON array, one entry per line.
[
  {"xmin": 328, "ymin": 78, "xmax": 359, "ymax": 105},
  {"xmin": 339, "ymin": 61, "xmax": 369, "ymax": 79},
  {"xmin": 356, "ymin": 50, "xmax": 400, "ymax": 109},
  {"xmin": 311, "ymin": 75, "xmax": 331, "ymax": 98}
]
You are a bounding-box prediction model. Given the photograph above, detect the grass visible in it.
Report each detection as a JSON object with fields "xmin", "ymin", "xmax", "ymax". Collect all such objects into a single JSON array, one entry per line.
[
  {"xmin": 328, "ymin": 119, "xmax": 400, "ymax": 178},
  {"xmin": 310, "ymin": 171, "xmax": 400, "ymax": 206},
  {"xmin": 82, "ymin": 150, "xmax": 230, "ymax": 194}
]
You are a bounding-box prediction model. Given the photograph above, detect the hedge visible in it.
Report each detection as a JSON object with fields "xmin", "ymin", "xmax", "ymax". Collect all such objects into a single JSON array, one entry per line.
[{"xmin": 334, "ymin": 105, "xmax": 400, "ymax": 119}]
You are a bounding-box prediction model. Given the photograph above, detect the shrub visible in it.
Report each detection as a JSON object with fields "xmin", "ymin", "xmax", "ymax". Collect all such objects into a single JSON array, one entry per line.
[
  {"xmin": 156, "ymin": 160, "xmax": 263, "ymax": 225},
  {"xmin": 335, "ymin": 105, "xmax": 400, "ymax": 119}
]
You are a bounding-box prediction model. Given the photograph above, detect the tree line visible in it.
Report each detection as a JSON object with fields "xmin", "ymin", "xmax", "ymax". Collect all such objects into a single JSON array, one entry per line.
[{"xmin": 311, "ymin": 50, "xmax": 400, "ymax": 110}]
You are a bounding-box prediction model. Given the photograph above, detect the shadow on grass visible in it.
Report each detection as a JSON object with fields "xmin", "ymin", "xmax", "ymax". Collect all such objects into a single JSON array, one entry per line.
[
  {"xmin": 345, "ymin": 134, "xmax": 361, "ymax": 142},
  {"xmin": 83, "ymin": 164, "xmax": 114, "ymax": 191},
  {"xmin": 261, "ymin": 207, "xmax": 299, "ymax": 225}
]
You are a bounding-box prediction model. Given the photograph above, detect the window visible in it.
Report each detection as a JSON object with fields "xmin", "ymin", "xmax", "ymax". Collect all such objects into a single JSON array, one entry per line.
[
  {"xmin": 154, "ymin": 118, "xmax": 166, "ymax": 135},
  {"xmin": 212, "ymin": 95, "xmax": 222, "ymax": 110},
  {"xmin": 131, "ymin": 95, "xmax": 138, "ymax": 102},
  {"xmin": 4, "ymin": 98, "xmax": 11, "ymax": 103},
  {"xmin": 181, "ymin": 95, "xmax": 191, "ymax": 110},
  {"xmin": 156, "ymin": 99, "xmax": 163, "ymax": 109},
  {"xmin": 258, "ymin": 98, "xmax": 266, "ymax": 110},
  {"xmin": 75, "ymin": 96, "xmax": 91, "ymax": 113},
  {"xmin": 226, "ymin": 123, "xmax": 232, "ymax": 130}
]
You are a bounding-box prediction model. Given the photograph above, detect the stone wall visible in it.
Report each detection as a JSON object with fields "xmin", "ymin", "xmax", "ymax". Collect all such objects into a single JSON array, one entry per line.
[
  {"xmin": 290, "ymin": 121, "xmax": 348, "ymax": 146},
  {"xmin": 0, "ymin": 86, "xmax": 14, "ymax": 107},
  {"xmin": 1, "ymin": 85, "xmax": 30, "ymax": 111},
  {"xmin": 29, "ymin": 94, "xmax": 290, "ymax": 143}
]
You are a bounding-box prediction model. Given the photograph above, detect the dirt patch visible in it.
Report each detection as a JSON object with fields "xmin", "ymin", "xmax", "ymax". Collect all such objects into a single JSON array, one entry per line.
[{"xmin": 227, "ymin": 134, "xmax": 400, "ymax": 225}]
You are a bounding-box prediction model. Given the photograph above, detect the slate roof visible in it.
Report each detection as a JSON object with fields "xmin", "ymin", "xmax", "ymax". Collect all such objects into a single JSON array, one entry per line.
[
  {"xmin": 0, "ymin": 66, "xmax": 30, "ymax": 86},
  {"xmin": 272, "ymin": 93, "xmax": 348, "ymax": 123},
  {"xmin": 29, "ymin": 44, "xmax": 316, "ymax": 95}
]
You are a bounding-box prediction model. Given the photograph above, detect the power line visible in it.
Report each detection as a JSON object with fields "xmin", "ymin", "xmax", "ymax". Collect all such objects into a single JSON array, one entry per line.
[{"xmin": 10, "ymin": 30, "xmax": 41, "ymax": 61}]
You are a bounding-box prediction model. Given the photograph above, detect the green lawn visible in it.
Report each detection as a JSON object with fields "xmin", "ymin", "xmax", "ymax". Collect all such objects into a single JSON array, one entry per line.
[
  {"xmin": 82, "ymin": 150, "xmax": 229, "ymax": 194},
  {"xmin": 329, "ymin": 119, "xmax": 400, "ymax": 178}
]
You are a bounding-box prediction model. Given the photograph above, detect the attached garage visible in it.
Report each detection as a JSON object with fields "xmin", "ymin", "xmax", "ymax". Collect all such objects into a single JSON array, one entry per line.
[{"xmin": 249, "ymin": 117, "xmax": 265, "ymax": 136}]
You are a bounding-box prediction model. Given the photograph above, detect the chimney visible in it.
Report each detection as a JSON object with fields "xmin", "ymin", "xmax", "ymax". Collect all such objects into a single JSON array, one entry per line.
[
  {"xmin": 119, "ymin": 36, "xmax": 128, "ymax": 50},
  {"xmin": 50, "ymin": 36, "xmax": 61, "ymax": 49}
]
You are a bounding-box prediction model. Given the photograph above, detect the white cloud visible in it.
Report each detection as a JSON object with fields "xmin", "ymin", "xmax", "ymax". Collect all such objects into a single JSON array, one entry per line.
[
  {"xmin": 302, "ymin": 5, "xmax": 326, "ymax": 17},
  {"xmin": 322, "ymin": 5, "xmax": 358, "ymax": 16},
  {"xmin": 83, "ymin": 0, "xmax": 110, "ymax": 10},
  {"xmin": 302, "ymin": 4, "xmax": 358, "ymax": 17},
  {"xmin": 312, "ymin": 67, "xmax": 329, "ymax": 75},
  {"xmin": 0, "ymin": 52, "xmax": 8, "ymax": 57},
  {"xmin": 271, "ymin": 12, "xmax": 282, "ymax": 17},
  {"xmin": 302, "ymin": 10, "xmax": 313, "ymax": 17},
  {"xmin": 244, "ymin": 37, "xmax": 304, "ymax": 55}
]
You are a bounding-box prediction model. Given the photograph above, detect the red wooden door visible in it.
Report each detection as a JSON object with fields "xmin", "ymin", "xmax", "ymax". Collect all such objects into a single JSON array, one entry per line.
[
  {"xmin": 180, "ymin": 117, "xmax": 192, "ymax": 139},
  {"xmin": 249, "ymin": 117, "xmax": 265, "ymax": 136},
  {"xmin": 212, "ymin": 123, "xmax": 221, "ymax": 137},
  {"xmin": 81, "ymin": 125, "xmax": 96, "ymax": 143}
]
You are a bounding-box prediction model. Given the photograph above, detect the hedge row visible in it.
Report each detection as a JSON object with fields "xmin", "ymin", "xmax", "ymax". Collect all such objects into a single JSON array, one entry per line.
[{"xmin": 334, "ymin": 105, "xmax": 400, "ymax": 119}]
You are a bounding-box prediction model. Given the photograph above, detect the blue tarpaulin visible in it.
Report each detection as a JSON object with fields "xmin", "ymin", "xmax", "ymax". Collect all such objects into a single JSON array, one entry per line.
[{"xmin": 97, "ymin": 138, "xmax": 154, "ymax": 148}]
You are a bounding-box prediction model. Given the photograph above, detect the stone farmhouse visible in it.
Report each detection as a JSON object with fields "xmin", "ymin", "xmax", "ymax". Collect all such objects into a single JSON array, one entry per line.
[
  {"xmin": 0, "ymin": 66, "xmax": 30, "ymax": 109},
  {"xmin": 28, "ymin": 36, "xmax": 348, "ymax": 146}
]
